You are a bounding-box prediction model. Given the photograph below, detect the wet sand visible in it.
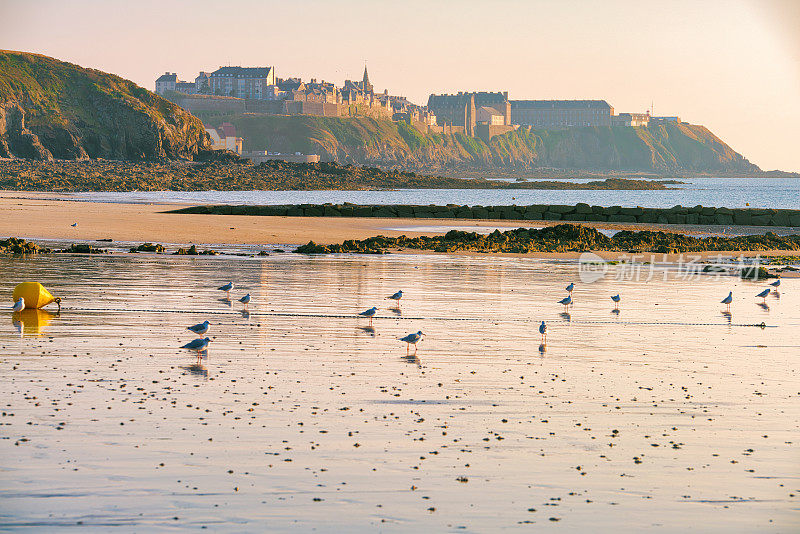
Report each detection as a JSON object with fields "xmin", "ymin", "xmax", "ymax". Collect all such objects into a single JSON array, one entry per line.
[
  {"xmin": 0, "ymin": 253, "xmax": 798, "ymax": 531},
  {"xmin": 1, "ymin": 192, "xmax": 799, "ymax": 260}
]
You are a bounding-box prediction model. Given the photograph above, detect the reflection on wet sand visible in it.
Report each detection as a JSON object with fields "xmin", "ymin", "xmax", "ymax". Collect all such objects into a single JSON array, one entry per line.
[
  {"xmin": 11, "ymin": 309, "xmax": 57, "ymax": 337},
  {"xmin": 401, "ymin": 353, "xmax": 421, "ymax": 367},
  {"xmin": 721, "ymin": 310, "xmax": 733, "ymax": 325},
  {"xmin": 359, "ymin": 325, "xmax": 375, "ymax": 336},
  {"xmin": 182, "ymin": 362, "xmax": 209, "ymax": 378}
]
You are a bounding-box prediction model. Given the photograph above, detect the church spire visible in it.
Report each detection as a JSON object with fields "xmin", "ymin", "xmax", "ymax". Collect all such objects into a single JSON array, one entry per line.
[{"xmin": 362, "ymin": 63, "xmax": 373, "ymax": 94}]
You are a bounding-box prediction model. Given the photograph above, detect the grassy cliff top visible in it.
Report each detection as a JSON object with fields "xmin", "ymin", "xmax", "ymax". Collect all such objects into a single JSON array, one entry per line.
[
  {"xmin": 0, "ymin": 50, "xmax": 208, "ymax": 159},
  {"xmin": 0, "ymin": 50, "xmax": 174, "ymax": 129}
]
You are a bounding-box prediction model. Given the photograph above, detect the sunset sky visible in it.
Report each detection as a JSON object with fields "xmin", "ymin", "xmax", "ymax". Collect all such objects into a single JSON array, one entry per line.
[{"xmin": 3, "ymin": 0, "xmax": 799, "ymax": 171}]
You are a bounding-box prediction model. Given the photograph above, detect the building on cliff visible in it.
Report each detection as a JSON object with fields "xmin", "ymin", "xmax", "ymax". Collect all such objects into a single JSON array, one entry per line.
[
  {"xmin": 612, "ymin": 112, "xmax": 650, "ymax": 127},
  {"xmin": 427, "ymin": 92, "xmax": 511, "ymax": 137},
  {"xmin": 155, "ymin": 73, "xmax": 179, "ymax": 95},
  {"xmin": 209, "ymin": 66, "xmax": 276, "ymax": 99},
  {"xmin": 510, "ymin": 100, "xmax": 613, "ymax": 128}
]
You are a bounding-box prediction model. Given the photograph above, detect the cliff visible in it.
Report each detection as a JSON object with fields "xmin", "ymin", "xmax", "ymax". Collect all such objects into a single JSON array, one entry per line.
[
  {"xmin": 0, "ymin": 51, "xmax": 210, "ymax": 160},
  {"xmin": 211, "ymin": 113, "xmax": 759, "ymax": 174}
]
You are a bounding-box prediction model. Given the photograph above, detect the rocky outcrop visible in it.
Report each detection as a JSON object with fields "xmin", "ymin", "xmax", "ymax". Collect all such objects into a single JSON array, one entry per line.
[{"xmin": 0, "ymin": 50, "xmax": 210, "ymax": 160}]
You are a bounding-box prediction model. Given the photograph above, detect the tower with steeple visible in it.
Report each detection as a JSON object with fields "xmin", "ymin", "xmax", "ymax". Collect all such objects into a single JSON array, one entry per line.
[{"xmin": 362, "ymin": 64, "xmax": 373, "ymax": 94}]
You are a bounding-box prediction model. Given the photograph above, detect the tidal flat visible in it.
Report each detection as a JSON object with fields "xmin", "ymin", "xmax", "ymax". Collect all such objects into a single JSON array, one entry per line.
[{"xmin": 0, "ymin": 253, "xmax": 797, "ymax": 532}]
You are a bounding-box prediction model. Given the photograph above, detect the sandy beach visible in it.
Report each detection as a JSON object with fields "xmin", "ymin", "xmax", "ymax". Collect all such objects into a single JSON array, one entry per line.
[{"xmin": 2, "ymin": 192, "xmax": 799, "ymax": 261}]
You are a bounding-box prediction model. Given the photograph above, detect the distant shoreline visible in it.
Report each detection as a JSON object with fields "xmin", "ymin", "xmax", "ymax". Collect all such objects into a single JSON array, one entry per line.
[{"xmin": 1, "ymin": 193, "xmax": 799, "ymax": 261}]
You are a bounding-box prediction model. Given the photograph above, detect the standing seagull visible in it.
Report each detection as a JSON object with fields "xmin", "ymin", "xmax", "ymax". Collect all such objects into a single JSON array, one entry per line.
[
  {"xmin": 386, "ymin": 290, "xmax": 403, "ymax": 306},
  {"xmin": 558, "ymin": 295, "xmax": 572, "ymax": 311},
  {"xmin": 565, "ymin": 282, "xmax": 574, "ymax": 294},
  {"xmin": 218, "ymin": 282, "xmax": 233, "ymax": 298},
  {"xmin": 188, "ymin": 320, "xmax": 210, "ymax": 336},
  {"xmin": 721, "ymin": 291, "xmax": 733, "ymax": 312},
  {"xmin": 399, "ymin": 331, "xmax": 424, "ymax": 354},
  {"xmin": 611, "ymin": 294, "xmax": 621, "ymax": 310},
  {"xmin": 539, "ymin": 321, "xmax": 547, "ymax": 344},
  {"xmin": 769, "ymin": 279, "xmax": 781, "ymax": 288},
  {"xmin": 358, "ymin": 306, "xmax": 378, "ymax": 326},
  {"xmin": 756, "ymin": 288, "xmax": 770, "ymax": 302},
  {"xmin": 11, "ymin": 297, "xmax": 25, "ymax": 313},
  {"xmin": 239, "ymin": 293, "xmax": 251, "ymax": 311},
  {"xmin": 181, "ymin": 337, "xmax": 211, "ymax": 352}
]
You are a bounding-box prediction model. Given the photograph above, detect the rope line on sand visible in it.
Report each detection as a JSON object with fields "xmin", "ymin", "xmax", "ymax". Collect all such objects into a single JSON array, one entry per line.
[{"xmin": 58, "ymin": 306, "xmax": 775, "ymax": 328}]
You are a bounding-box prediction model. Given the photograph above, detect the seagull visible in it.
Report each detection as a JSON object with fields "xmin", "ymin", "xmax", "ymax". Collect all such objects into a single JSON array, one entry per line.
[
  {"xmin": 11, "ymin": 297, "xmax": 25, "ymax": 313},
  {"xmin": 558, "ymin": 295, "xmax": 572, "ymax": 310},
  {"xmin": 187, "ymin": 320, "xmax": 210, "ymax": 336},
  {"xmin": 386, "ymin": 290, "xmax": 403, "ymax": 305},
  {"xmin": 769, "ymin": 279, "xmax": 781, "ymax": 288},
  {"xmin": 399, "ymin": 331, "xmax": 424, "ymax": 354},
  {"xmin": 756, "ymin": 288, "xmax": 770, "ymax": 302},
  {"xmin": 611, "ymin": 294, "xmax": 621, "ymax": 309},
  {"xmin": 539, "ymin": 321, "xmax": 547, "ymax": 343},
  {"xmin": 239, "ymin": 293, "xmax": 251, "ymax": 310},
  {"xmin": 181, "ymin": 337, "xmax": 211, "ymax": 352},
  {"xmin": 218, "ymin": 282, "xmax": 233, "ymax": 298},
  {"xmin": 721, "ymin": 291, "xmax": 733, "ymax": 312},
  {"xmin": 358, "ymin": 306, "xmax": 378, "ymax": 326},
  {"xmin": 565, "ymin": 282, "xmax": 574, "ymax": 294}
]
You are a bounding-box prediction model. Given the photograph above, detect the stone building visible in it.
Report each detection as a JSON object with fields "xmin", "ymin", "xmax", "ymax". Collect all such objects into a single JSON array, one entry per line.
[
  {"xmin": 426, "ymin": 93, "xmax": 476, "ymax": 136},
  {"xmin": 510, "ymin": 100, "xmax": 613, "ymax": 128},
  {"xmin": 155, "ymin": 72, "xmax": 178, "ymax": 95},
  {"xmin": 209, "ymin": 66, "xmax": 276, "ymax": 99},
  {"xmin": 427, "ymin": 92, "xmax": 509, "ymax": 137}
]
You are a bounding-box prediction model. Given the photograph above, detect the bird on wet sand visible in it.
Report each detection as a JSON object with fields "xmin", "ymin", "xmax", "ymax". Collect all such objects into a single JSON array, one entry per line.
[
  {"xmin": 400, "ymin": 331, "xmax": 424, "ymax": 353},
  {"xmin": 387, "ymin": 290, "xmax": 403, "ymax": 305},
  {"xmin": 239, "ymin": 293, "xmax": 251, "ymax": 311},
  {"xmin": 188, "ymin": 320, "xmax": 210, "ymax": 336},
  {"xmin": 558, "ymin": 295, "xmax": 572, "ymax": 311},
  {"xmin": 721, "ymin": 291, "xmax": 733, "ymax": 312},
  {"xmin": 11, "ymin": 297, "xmax": 25, "ymax": 313},
  {"xmin": 218, "ymin": 282, "xmax": 233, "ymax": 298},
  {"xmin": 358, "ymin": 306, "xmax": 378, "ymax": 326},
  {"xmin": 539, "ymin": 321, "xmax": 547, "ymax": 343},
  {"xmin": 770, "ymin": 279, "xmax": 781, "ymax": 288},
  {"xmin": 566, "ymin": 282, "xmax": 574, "ymax": 294},
  {"xmin": 756, "ymin": 288, "xmax": 770, "ymax": 302},
  {"xmin": 611, "ymin": 294, "xmax": 621, "ymax": 309},
  {"xmin": 181, "ymin": 337, "xmax": 211, "ymax": 352}
]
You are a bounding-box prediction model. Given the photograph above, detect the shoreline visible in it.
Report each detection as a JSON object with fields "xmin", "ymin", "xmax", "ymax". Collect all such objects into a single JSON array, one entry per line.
[{"xmin": 1, "ymin": 192, "xmax": 799, "ymax": 262}]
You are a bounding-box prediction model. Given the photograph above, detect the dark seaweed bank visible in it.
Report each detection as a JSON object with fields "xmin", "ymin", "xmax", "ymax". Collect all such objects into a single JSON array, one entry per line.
[
  {"xmin": 0, "ymin": 159, "xmax": 676, "ymax": 192},
  {"xmin": 175, "ymin": 202, "xmax": 800, "ymax": 228},
  {"xmin": 294, "ymin": 224, "xmax": 800, "ymax": 254}
]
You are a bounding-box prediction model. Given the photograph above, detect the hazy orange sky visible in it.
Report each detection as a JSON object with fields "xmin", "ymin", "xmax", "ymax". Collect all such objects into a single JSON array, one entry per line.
[{"xmin": 2, "ymin": 0, "xmax": 799, "ymax": 171}]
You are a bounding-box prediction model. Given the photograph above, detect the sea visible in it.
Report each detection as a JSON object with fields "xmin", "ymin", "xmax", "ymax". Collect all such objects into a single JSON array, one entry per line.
[{"xmin": 63, "ymin": 177, "xmax": 800, "ymax": 209}]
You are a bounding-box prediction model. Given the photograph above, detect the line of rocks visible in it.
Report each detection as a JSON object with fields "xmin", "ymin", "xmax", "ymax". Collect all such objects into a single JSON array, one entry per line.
[{"xmin": 171, "ymin": 203, "xmax": 800, "ymax": 227}]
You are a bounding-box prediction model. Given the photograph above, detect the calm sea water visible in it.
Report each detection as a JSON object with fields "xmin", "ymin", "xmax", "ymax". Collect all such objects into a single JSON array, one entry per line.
[
  {"xmin": 0, "ymin": 253, "xmax": 797, "ymax": 531},
  {"xmin": 65, "ymin": 177, "xmax": 800, "ymax": 209}
]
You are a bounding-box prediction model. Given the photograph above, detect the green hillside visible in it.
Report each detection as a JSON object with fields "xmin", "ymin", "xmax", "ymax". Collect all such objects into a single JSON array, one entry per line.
[
  {"xmin": 0, "ymin": 50, "xmax": 209, "ymax": 160},
  {"xmin": 207, "ymin": 113, "xmax": 758, "ymax": 174}
]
